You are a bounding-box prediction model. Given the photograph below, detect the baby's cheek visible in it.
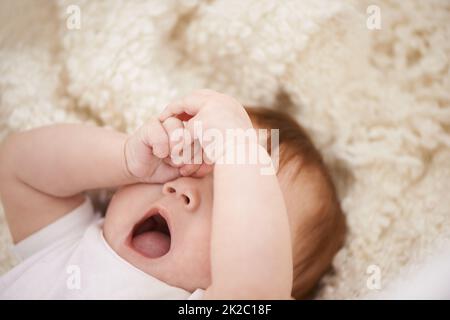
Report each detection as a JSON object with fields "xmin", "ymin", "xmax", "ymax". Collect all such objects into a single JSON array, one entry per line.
[
  {"xmin": 199, "ymin": 226, "xmax": 213, "ymax": 286},
  {"xmin": 194, "ymin": 241, "xmax": 212, "ymax": 288},
  {"xmin": 187, "ymin": 225, "xmax": 212, "ymax": 287}
]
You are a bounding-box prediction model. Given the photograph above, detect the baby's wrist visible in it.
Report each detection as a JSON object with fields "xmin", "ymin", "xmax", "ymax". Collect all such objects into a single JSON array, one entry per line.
[
  {"xmin": 122, "ymin": 137, "xmax": 141, "ymax": 183},
  {"xmin": 208, "ymin": 137, "xmax": 269, "ymax": 166}
]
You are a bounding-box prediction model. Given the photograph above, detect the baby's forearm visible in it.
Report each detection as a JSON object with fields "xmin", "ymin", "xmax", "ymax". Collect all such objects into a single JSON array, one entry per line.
[
  {"xmin": 0, "ymin": 124, "xmax": 136, "ymax": 198},
  {"xmin": 208, "ymin": 144, "xmax": 293, "ymax": 299}
]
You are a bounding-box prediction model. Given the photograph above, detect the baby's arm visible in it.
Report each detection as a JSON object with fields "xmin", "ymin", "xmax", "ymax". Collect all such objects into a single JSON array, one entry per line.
[
  {"xmin": 207, "ymin": 147, "xmax": 293, "ymax": 299},
  {"xmin": 0, "ymin": 122, "xmax": 177, "ymax": 242},
  {"xmin": 160, "ymin": 90, "xmax": 293, "ymax": 299}
]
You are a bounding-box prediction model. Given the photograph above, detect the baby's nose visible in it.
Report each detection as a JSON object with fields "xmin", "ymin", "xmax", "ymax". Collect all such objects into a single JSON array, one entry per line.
[{"xmin": 162, "ymin": 179, "xmax": 200, "ymax": 211}]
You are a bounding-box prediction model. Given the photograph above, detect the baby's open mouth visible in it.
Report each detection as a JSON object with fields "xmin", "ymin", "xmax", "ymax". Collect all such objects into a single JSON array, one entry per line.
[{"xmin": 130, "ymin": 213, "xmax": 171, "ymax": 259}]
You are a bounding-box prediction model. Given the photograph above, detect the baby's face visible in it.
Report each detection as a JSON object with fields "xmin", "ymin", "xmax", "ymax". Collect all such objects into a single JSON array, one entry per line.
[
  {"xmin": 103, "ymin": 174, "xmax": 214, "ymax": 292},
  {"xmin": 104, "ymin": 161, "xmax": 303, "ymax": 293}
]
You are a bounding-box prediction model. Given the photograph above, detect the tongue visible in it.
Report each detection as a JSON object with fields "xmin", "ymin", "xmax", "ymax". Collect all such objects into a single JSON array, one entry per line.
[{"xmin": 132, "ymin": 231, "xmax": 170, "ymax": 258}]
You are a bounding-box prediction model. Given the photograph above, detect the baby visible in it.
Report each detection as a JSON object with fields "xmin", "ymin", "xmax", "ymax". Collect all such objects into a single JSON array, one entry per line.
[{"xmin": 0, "ymin": 89, "xmax": 345, "ymax": 299}]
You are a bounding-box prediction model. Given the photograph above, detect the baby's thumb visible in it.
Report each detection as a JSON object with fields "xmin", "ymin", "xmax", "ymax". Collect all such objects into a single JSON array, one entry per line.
[{"xmin": 147, "ymin": 161, "xmax": 180, "ymax": 184}]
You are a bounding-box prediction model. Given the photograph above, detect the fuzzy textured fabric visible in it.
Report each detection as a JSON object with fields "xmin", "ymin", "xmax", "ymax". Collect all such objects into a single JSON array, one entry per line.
[{"xmin": 0, "ymin": 0, "xmax": 449, "ymax": 299}]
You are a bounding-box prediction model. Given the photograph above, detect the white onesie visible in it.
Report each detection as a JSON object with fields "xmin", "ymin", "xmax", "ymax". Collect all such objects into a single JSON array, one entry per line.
[{"xmin": 0, "ymin": 198, "xmax": 204, "ymax": 299}]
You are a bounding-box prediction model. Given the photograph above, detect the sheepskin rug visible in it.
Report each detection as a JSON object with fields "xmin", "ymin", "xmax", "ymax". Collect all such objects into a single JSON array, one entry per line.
[{"xmin": 0, "ymin": 0, "xmax": 449, "ymax": 299}]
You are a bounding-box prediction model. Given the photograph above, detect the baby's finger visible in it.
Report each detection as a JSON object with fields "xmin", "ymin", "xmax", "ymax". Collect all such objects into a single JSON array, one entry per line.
[
  {"xmin": 159, "ymin": 92, "xmax": 210, "ymax": 121},
  {"xmin": 159, "ymin": 100, "xmax": 199, "ymax": 122},
  {"xmin": 179, "ymin": 164, "xmax": 202, "ymax": 177},
  {"xmin": 180, "ymin": 143, "xmax": 205, "ymax": 176},
  {"xmin": 141, "ymin": 117, "xmax": 169, "ymax": 159},
  {"xmin": 192, "ymin": 163, "xmax": 213, "ymax": 178},
  {"xmin": 163, "ymin": 156, "xmax": 182, "ymax": 168},
  {"xmin": 161, "ymin": 117, "xmax": 184, "ymax": 161},
  {"xmin": 147, "ymin": 161, "xmax": 181, "ymax": 184}
]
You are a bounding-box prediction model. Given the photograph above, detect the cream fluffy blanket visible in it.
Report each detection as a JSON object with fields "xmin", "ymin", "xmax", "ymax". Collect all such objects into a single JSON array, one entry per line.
[{"xmin": 0, "ymin": 0, "xmax": 449, "ymax": 299}]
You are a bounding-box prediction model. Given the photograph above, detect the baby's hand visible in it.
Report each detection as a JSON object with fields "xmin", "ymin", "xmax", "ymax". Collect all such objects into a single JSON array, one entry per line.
[
  {"xmin": 124, "ymin": 117, "xmax": 182, "ymax": 183},
  {"xmin": 159, "ymin": 89, "xmax": 253, "ymax": 170}
]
